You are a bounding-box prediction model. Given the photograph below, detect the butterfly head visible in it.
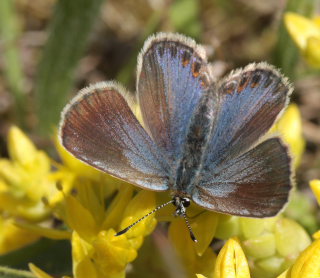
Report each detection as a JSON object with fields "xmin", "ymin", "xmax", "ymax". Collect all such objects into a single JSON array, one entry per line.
[{"xmin": 172, "ymin": 196, "xmax": 191, "ymax": 216}]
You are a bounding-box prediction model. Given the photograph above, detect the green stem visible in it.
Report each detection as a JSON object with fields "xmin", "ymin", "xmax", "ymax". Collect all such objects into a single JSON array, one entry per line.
[{"xmin": 0, "ymin": 265, "xmax": 35, "ymax": 278}]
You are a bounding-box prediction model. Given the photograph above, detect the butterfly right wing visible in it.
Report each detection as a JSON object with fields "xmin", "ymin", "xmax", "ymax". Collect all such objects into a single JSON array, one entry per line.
[
  {"xmin": 203, "ymin": 63, "xmax": 292, "ymax": 169},
  {"xmin": 59, "ymin": 82, "xmax": 170, "ymax": 191},
  {"xmin": 192, "ymin": 64, "xmax": 293, "ymax": 217}
]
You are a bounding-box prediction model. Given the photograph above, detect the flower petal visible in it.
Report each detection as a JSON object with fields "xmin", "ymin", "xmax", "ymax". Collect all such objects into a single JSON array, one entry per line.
[
  {"xmin": 284, "ymin": 12, "xmax": 320, "ymax": 50},
  {"xmin": 29, "ymin": 263, "xmax": 54, "ymax": 278},
  {"xmin": 119, "ymin": 190, "xmax": 157, "ymax": 239},
  {"xmin": 0, "ymin": 217, "xmax": 39, "ymax": 255},
  {"xmin": 287, "ymin": 237, "xmax": 320, "ymax": 277},
  {"xmin": 271, "ymin": 104, "xmax": 305, "ymax": 168},
  {"xmin": 310, "ymin": 179, "xmax": 320, "ymax": 205},
  {"xmin": 65, "ymin": 195, "xmax": 99, "ymax": 241},
  {"xmin": 193, "ymin": 211, "xmax": 219, "ymax": 256},
  {"xmin": 214, "ymin": 237, "xmax": 251, "ymax": 278},
  {"xmin": 15, "ymin": 221, "xmax": 71, "ymax": 240},
  {"xmin": 169, "ymin": 217, "xmax": 197, "ymax": 269},
  {"xmin": 8, "ymin": 126, "xmax": 38, "ymax": 166},
  {"xmin": 102, "ymin": 185, "xmax": 134, "ymax": 231},
  {"xmin": 92, "ymin": 229, "xmax": 137, "ymax": 277},
  {"xmin": 71, "ymin": 231, "xmax": 94, "ymax": 275},
  {"xmin": 305, "ymin": 36, "xmax": 320, "ymax": 67},
  {"xmin": 313, "ymin": 230, "xmax": 320, "ymax": 240}
]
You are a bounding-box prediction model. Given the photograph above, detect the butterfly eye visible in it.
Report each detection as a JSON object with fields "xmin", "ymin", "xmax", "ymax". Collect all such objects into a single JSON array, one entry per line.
[{"xmin": 182, "ymin": 198, "xmax": 191, "ymax": 207}]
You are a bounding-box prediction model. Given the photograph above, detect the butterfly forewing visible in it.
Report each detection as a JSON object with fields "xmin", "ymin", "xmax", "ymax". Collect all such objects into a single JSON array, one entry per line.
[
  {"xmin": 137, "ymin": 33, "xmax": 212, "ymax": 164},
  {"xmin": 203, "ymin": 63, "xmax": 293, "ymax": 170},
  {"xmin": 59, "ymin": 82, "xmax": 169, "ymax": 191},
  {"xmin": 193, "ymin": 137, "xmax": 292, "ymax": 217}
]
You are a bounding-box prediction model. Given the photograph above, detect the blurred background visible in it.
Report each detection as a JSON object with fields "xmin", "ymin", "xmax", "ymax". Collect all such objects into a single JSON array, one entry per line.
[{"xmin": 0, "ymin": 0, "xmax": 320, "ymax": 277}]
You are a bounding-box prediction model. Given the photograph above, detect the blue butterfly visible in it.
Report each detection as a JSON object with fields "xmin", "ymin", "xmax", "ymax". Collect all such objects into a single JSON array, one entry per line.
[{"xmin": 59, "ymin": 33, "xmax": 293, "ymax": 241}]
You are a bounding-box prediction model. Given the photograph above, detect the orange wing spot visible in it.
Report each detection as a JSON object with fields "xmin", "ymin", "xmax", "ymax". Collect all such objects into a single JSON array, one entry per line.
[
  {"xmin": 183, "ymin": 58, "xmax": 190, "ymax": 67},
  {"xmin": 237, "ymin": 76, "xmax": 249, "ymax": 93},
  {"xmin": 181, "ymin": 51, "xmax": 191, "ymax": 67},
  {"xmin": 250, "ymin": 82, "xmax": 259, "ymax": 88},
  {"xmin": 251, "ymin": 74, "xmax": 261, "ymax": 88},
  {"xmin": 192, "ymin": 61, "xmax": 201, "ymax": 78}
]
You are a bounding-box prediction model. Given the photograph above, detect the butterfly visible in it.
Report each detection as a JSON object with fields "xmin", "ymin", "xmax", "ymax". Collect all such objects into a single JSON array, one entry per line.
[{"xmin": 59, "ymin": 33, "xmax": 293, "ymax": 242}]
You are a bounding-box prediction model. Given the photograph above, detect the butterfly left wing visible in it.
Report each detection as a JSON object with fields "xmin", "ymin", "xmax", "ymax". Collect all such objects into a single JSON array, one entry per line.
[
  {"xmin": 192, "ymin": 137, "xmax": 292, "ymax": 217},
  {"xmin": 59, "ymin": 82, "xmax": 170, "ymax": 191}
]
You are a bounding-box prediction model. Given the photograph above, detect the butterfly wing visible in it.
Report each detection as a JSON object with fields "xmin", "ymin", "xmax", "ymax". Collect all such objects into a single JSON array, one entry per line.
[
  {"xmin": 59, "ymin": 82, "xmax": 170, "ymax": 191},
  {"xmin": 203, "ymin": 63, "xmax": 293, "ymax": 169},
  {"xmin": 192, "ymin": 63, "xmax": 293, "ymax": 217},
  {"xmin": 137, "ymin": 33, "xmax": 212, "ymax": 164},
  {"xmin": 193, "ymin": 138, "xmax": 292, "ymax": 217}
]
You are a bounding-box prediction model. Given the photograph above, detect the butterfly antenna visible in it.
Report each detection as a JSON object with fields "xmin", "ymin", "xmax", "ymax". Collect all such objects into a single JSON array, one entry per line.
[
  {"xmin": 115, "ymin": 199, "xmax": 174, "ymax": 237},
  {"xmin": 182, "ymin": 212, "xmax": 198, "ymax": 242}
]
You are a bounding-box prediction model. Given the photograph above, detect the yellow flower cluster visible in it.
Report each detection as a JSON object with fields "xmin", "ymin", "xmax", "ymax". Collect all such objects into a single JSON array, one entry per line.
[
  {"xmin": 0, "ymin": 127, "xmax": 157, "ymax": 277},
  {"xmin": 65, "ymin": 186, "xmax": 157, "ymax": 278},
  {"xmin": 284, "ymin": 12, "xmax": 320, "ymax": 68},
  {"xmin": 0, "ymin": 127, "xmax": 74, "ymax": 254},
  {"xmin": 197, "ymin": 230, "xmax": 320, "ymax": 278}
]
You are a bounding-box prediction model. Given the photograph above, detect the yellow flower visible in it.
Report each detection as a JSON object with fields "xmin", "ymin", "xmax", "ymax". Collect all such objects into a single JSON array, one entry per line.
[
  {"xmin": 0, "ymin": 126, "xmax": 74, "ymax": 221},
  {"xmin": 310, "ymin": 179, "xmax": 320, "ymax": 205},
  {"xmin": 213, "ymin": 237, "xmax": 251, "ymax": 278},
  {"xmin": 29, "ymin": 263, "xmax": 55, "ymax": 278},
  {"xmin": 62, "ymin": 181, "xmax": 157, "ymax": 278},
  {"xmin": 271, "ymin": 103, "xmax": 305, "ymax": 168},
  {"xmin": 284, "ymin": 12, "xmax": 320, "ymax": 67},
  {"xmin": 0, "ymin": 216, "xmax": 39, "ymax": 255},
  {"xmin": 277, "ymin": 231, "xmax": 320, "ymax": 278},
  {"xmin": 214, "ymin": 214, "xmax": 311, "ymax": 277}
]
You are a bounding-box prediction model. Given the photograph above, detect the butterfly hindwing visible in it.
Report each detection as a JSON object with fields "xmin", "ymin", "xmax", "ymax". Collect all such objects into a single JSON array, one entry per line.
[
  {"xmin": 59, "ymin": 82, "xmax": 169, "ymax": 191},
  {"xmin": 137, "ymin": 33, "xmax": 212, "ymax": 165},
  {"xmin": 193, "ymin": 137, "xmax": 292, "ymax": 217}
]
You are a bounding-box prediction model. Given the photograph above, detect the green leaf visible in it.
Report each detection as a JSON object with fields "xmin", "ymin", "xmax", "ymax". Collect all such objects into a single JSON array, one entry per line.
[
  {"xmin": 34, "ymin": 0, "xmax": 105, "ymax": 135},
  {"xmin": 0, "ymin": 0, "xmax": 26, "ymax": 126},
  {"xmin": 0, "ymin": 238, "xmax": 71, "ymax": 276}
]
